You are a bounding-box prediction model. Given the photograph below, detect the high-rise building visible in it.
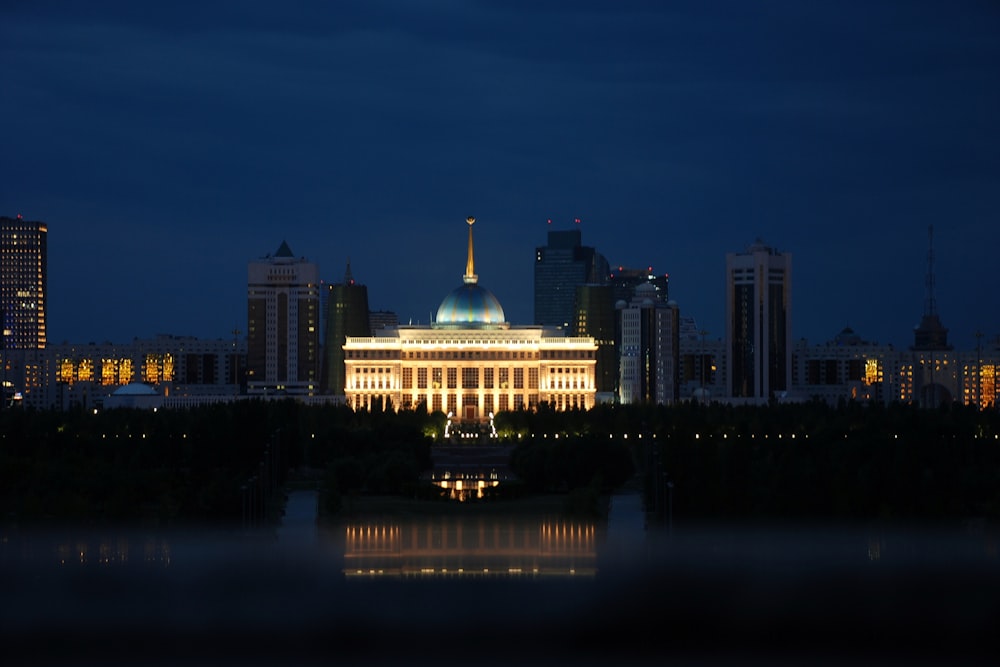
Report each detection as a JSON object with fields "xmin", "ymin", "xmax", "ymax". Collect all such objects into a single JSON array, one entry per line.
[
  {"xmin": 369, "ymin": 310, "xmax": 399, "ymax": 334},
  {"xmin": 617, "ymin": 282, "xmax": 680, "ymax": 405},
  {"xmin": 1, "ymin": 215, "xmax": 47, "ymax": 350},
  {"xmin": 246, "ymin": 241, "xmax": 320, "ymax": 395},
  {"xmin": 678, "ymin": 318, "xmax": 725, "ymax": 402},
  {"xmin": 320, "ymin": 260, "xmax": 370, "ymax": 395},
  {"xmin": 609, "ymin": 265, "xmax": 669, "ymax": 305},
  {"xmin": 534, "ymin": 228, "xmax": 609, "ymax": 329},
  {"xmin": 607, "ymin": 265, "xmax": 670, "ymax": 400},
  {"xmin": 726, "ymin": 239, "xmax": 792, "ymax": 400},
  {"xmin": 572, "ymin": 284, "xmax": 617, "ymax": 398}
]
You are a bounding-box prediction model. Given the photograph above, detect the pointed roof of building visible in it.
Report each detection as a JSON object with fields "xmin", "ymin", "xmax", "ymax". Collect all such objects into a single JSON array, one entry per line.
[{"xmin": 274, "ymin": 240, "xmax": 294, "ymax": 257}]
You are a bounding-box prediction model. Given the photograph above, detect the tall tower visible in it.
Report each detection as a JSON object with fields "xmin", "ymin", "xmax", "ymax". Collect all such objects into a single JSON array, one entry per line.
[
  {"xmin": 725, "ymin": 240, "xmax": 792, "ymax": 400},
  {"xmin": 534, "ymin": 226, "xmax": 609, "ymax": 329},
  {"xmin": 321, "ymin": 259, "xmax": 371, "ymax": 395},
  {"xmin": 909, "ymin": 225, "xmax": 954, "ymax": 408},
  {"xmin": 912, "ymin": 225, "xmax": 951, "ymax": 351},
  {"xmin": 1, "ymin": 215, "xmax": 47, "ymax": 350},
  {"xmin": 617, "ymin": 282, "xmax": 680, "ymax": 404},
  {"xmin": 246, "ymin": 241, "xmax": 320, "ymax": 395}
]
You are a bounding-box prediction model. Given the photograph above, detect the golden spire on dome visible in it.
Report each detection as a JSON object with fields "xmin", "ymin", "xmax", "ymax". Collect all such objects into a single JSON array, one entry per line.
[{"xmin": 464, "ymin": 216, "xmax": 478, "ymax": 284}]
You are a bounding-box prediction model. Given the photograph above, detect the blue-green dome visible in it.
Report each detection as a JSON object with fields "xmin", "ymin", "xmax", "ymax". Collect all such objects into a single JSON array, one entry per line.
[{"xmin": 436, "ymin": 283, "xmax": 506, "ymax": 327}]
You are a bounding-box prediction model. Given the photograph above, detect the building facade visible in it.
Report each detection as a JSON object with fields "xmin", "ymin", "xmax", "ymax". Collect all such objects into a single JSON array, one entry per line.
[
  {"xmin": 345, "ymin": 218, "xmax": 597, "ymax": 423},
  {"xmin": 572, "ymin": 284, "xmax": 617, "ymax": 399},
  {"xmin": 1, "ymin": 215, "xmax": 47, "ymax": 351},
  {"xmin": 534, "ymin": 227, "xmax": 609, "ymax": 329},
  {"xmin": 320, "ymin": 261, "xmax": 371, "ymax": 395},
  {"xmin": 678, "ymin": 323, "xmax": 726, "ymax": 402},
  {"xmin": 726, "ymin": 240, "xmax": 792, "ymax": 401},
  {"xmin": 617, "ymin": 282, "xmax": 680, "ymax": 405},
  {"xmin": 247, "ymin": 241, "xmax": 320, "ymax": 395},
  {"xmin": 11, "ymin": 335, "xmax": 245, "ymax": 409},
  {"xmin": 790, "ymin": 328, "xmax": 998, "ymax": 410}
]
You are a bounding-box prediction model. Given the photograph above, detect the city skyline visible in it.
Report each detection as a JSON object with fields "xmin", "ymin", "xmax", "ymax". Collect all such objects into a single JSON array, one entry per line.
[{"xmin": 3, "ymin": 1, "xmax": 998, "ymax": 349}]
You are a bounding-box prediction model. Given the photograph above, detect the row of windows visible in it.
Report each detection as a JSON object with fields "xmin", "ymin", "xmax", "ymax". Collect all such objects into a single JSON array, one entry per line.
[
  {"xmin": 346, "ymin": 349, "xmax": 594, "ymax": 360},
  {"xmin": 348, "ymin": 372, "xmax": 592, "ymax": 392},
  {"xmin": 348, "ymin": 366, "xmax": 600, "ymax": 391},
  {"xmin": 349, "ymin": 391, "xmax": 591, "ymax": 414}
]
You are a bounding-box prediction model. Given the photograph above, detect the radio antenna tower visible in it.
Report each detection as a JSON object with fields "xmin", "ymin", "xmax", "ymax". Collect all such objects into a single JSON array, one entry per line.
[
  {"xmin": 912, "ymin": 223, "xmax": 950, "ymax": 351},
  {"xmin": 924, "ymin": 225, "xmax": 937, "ymax": 317}
]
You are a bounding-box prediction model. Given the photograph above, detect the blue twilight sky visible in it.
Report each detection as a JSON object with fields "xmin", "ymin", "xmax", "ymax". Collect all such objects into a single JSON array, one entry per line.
[{"xmin": 2, "ymin": 0, "xmax": 998, "ymax": 349}]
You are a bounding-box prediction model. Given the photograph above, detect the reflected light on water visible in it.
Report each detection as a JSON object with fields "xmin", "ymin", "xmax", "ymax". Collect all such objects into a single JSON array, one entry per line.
[
  {"xmin": 2, "ymin": 500, "xmax": 999, "ymax": 666},
  {"xmin": 342, "ymin": 517, "xmax": 597, "ymax": 578}
]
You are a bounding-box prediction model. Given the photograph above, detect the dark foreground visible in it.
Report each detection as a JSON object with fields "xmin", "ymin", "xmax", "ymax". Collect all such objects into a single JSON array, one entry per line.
[{"xmin": 2, "ymin": 518, "xmax": 998, "ymax": 666}]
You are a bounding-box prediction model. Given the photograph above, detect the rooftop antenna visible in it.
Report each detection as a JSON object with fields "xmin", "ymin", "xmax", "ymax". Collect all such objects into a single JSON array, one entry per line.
[
  {"xmin": 924, "ymin": 224, "xmax": 937, "ymax": 317},
  {"xmin": 344, "ymin": 257, "xmax": 354, "ymax": 285}
]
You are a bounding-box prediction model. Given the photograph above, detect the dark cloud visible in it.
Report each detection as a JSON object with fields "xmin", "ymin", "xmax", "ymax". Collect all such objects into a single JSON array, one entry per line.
[{"xmin": 1, "ymin": 0, "xmax": 998, "ymax": 347}]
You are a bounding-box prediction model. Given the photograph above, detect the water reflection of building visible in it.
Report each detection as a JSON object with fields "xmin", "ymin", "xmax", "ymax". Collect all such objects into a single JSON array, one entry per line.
[
  {"xmin": 426, "ymin": 445, "xmax": 515, "ymax": 500},
  {"xmin": 342, "ymin": 517, "xmax": 598, "ymax": 578},
  {"xmin": 430, "ymin": 468, "xmax": 502, "ymax": 500},
  {"xmin": 0, "ymin": 532, "xmax": 173, "ymax": 568}
]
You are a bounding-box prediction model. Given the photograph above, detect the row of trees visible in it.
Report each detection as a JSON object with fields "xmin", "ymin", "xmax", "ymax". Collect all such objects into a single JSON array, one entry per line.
[
  {"xmin": 0, "ymin": 400, "xmax": 431, "ymax": 526},
  {"xmin": 1, "ymin": 398, "xmax": 998, "ymax": 525}
]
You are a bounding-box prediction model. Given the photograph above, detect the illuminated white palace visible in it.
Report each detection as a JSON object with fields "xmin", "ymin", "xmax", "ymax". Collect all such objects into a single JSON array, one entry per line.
[{"xmin": 344, "ymin": 218, "xmax": 597, "ymax": 422}]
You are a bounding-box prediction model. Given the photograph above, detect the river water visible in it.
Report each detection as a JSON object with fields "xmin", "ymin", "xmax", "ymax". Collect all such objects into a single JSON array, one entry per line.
[{"xmin": 2, "ymin": 491, "xmax": 998, "ymax": 666}]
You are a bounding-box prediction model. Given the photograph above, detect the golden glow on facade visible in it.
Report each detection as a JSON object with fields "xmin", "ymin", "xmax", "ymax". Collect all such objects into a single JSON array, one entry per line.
[
  {"xmin": 78, "ymin": 358, "xmax": 94, "ymax": 383},
  {"xmin": 142, "ymin": 353, "xmax": 174, "ymax": 384},
  {"xmin": 964, "ymin": 362, "xmax": 997, "ymax": 408},
  {"xmin": 118, "ymin": 358, "xmax": 134, "ymax": 385},
  {"xmin": 58, "ymin": 358, "xmax": 74, "ymax": 384},
  {"xmin": 101, "ymin": 358, "xmax": 116, "ymax": 386},
  {"xmin": 344, "ymin": 329, "xmax": 597, "ymax": 421},
  {"xmin": 982, "ymin": 364, "xmax": 996, "ymax": 407},
  {"xmin": 864, "ymin": 359, "xmax": 881, "ymax": 386}
]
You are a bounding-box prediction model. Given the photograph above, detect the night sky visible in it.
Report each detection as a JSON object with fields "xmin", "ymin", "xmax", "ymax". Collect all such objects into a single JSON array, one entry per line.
[{"xmin": 3, "ymin": 1, "xmax": 998, "ymax": 349}]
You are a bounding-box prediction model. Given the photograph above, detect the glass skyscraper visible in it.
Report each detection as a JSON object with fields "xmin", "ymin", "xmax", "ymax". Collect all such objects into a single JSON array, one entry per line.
[
  {"xmin": 533, "ymin": 228, "xmax": 609, "ymax": 329},
  {"xmin": 321, "ymin": 260, "xmax": 371, "ymax": 395},
  {"xmin": 1, "ymin": 215, "xmax": 47, "ymax": 350}
]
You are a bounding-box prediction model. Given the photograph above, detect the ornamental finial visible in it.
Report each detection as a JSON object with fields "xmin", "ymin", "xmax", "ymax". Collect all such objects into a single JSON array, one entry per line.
[{"xmin": 464, "ymin": 216, "xmax": 478, "ymax": 284}]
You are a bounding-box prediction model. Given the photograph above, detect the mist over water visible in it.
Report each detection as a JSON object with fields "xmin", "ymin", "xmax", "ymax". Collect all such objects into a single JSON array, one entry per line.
[{"xmin": 2, "ymin": 492, "xmax": 998, "ymax": 666}]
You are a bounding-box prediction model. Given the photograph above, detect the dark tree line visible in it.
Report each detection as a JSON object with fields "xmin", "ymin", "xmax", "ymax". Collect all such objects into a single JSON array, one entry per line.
[
  {"xmin": 494, "ymin": 398, "xmax": 1000, "ymax": 521},
  {"xmin": 2, "ymin": 398, "xmax": 997, "ymax": 526},
  {"xmin": 0, "ymin": 399, "xmax": 431, "ymax": 526},
  {"xmin": 641, "ymin": 400, "xmax": 1000, "ymax": 522}
]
